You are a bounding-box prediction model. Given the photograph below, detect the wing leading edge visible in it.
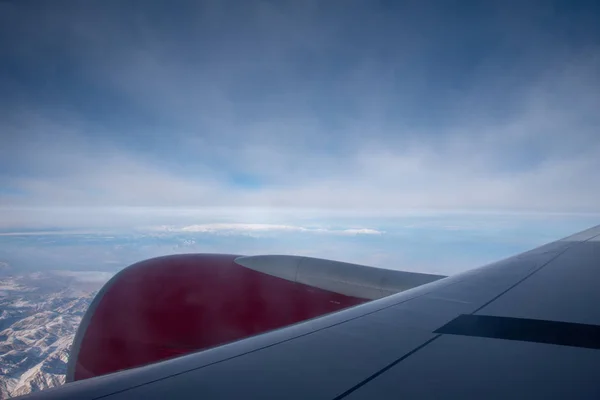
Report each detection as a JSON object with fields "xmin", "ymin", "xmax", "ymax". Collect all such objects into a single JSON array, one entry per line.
[{"xmin": 23, "ymin": 224, "xmax": 600, "ymax": 399}]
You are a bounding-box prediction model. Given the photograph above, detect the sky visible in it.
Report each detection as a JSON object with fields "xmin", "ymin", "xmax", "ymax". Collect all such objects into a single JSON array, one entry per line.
[{"xmin": 1, "ymin": 1, "xmax": 599, "ymax": 275}]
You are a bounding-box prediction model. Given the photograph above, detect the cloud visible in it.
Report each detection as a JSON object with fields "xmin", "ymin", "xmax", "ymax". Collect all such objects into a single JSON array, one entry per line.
[
  {"xmin": 1, "ymin": 1, "xmax": 600, "ymax": 222},
  {"xmin": 51, "ymin": 270, "xmax": 113, "ymax": 283},
  {"xmin": 152, "ymin": 223, "xmax": 384, "ymax": 236}
]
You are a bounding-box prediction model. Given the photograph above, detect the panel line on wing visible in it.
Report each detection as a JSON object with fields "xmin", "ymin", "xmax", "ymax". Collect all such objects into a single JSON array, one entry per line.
[
  {"xmin": 331, "ymin": 335, "xmax": 442, "ymax": 400},
  {"xmin": 469, "ymin": 236, "xmax": 587, "ymax": 315}
]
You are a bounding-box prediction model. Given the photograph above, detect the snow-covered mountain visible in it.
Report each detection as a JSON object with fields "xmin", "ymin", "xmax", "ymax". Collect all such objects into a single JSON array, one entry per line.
[{"xmin": 0, "ymin": 269, "xmax": 111, "ymax": 399}]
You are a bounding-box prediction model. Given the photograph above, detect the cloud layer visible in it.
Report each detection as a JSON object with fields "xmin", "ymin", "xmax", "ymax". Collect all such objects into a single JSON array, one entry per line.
[
  {"xmin": 1, "ymin": 1, "xmax": 600, "ymax": 223},
  {"xmin": 154, "ymin": 223, "xmax": 383, "ymax": 236}
]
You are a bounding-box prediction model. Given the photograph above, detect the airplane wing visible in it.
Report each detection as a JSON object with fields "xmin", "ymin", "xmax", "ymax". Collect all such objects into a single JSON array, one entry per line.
[{"xmin": 22, "ymin": 224, "xmax": 600, "ymax": 399}]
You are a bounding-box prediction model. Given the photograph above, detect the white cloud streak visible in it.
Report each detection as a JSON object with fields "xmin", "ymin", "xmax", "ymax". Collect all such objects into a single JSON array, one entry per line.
[{"xmin": 152, "ymin": 223, "xmax": 383, "ymax": 236}]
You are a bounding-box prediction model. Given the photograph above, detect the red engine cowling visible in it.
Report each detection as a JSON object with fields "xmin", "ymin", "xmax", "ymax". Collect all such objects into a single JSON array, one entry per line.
[
  {"xmin": 66, "ymin": 254, "xmax": 367, "ymax": 381},
  {"xmin": 67, "ymin": 254, "xmax": 444, "ymax": 381}
]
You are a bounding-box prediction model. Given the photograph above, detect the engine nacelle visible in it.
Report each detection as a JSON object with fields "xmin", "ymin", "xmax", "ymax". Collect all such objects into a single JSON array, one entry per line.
[{"xmin": 67, "ymin": 254, "xmax": 444, "ymax": 381}]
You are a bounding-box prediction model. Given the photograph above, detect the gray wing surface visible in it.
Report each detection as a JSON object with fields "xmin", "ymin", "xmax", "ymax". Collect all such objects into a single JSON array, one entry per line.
[{"xmin": 23, "ymin": 224, "xmax": 600, "ymax": 399}]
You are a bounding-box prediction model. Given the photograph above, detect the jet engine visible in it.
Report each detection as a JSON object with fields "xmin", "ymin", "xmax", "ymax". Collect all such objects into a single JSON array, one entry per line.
[{"xmin": 67, "ymin": 254, "xmax": 444, "ymax": 381}]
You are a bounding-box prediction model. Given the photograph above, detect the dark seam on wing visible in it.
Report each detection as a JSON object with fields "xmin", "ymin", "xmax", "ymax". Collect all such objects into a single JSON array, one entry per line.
[{"xmin": 435, "ymin": 314, "xmax": 600, "ymax": 349}]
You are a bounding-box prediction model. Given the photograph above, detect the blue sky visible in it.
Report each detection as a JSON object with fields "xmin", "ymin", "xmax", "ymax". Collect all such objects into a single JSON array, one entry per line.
[{"xmin": 1, "ymin": 1, "xmax": 599, "ymax": 275}]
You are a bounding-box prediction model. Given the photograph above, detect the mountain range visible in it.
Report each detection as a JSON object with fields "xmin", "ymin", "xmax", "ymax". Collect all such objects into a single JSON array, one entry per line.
[{"xmin": 0, "ymin": 267, "xmax": 110, "ymax": 398}]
